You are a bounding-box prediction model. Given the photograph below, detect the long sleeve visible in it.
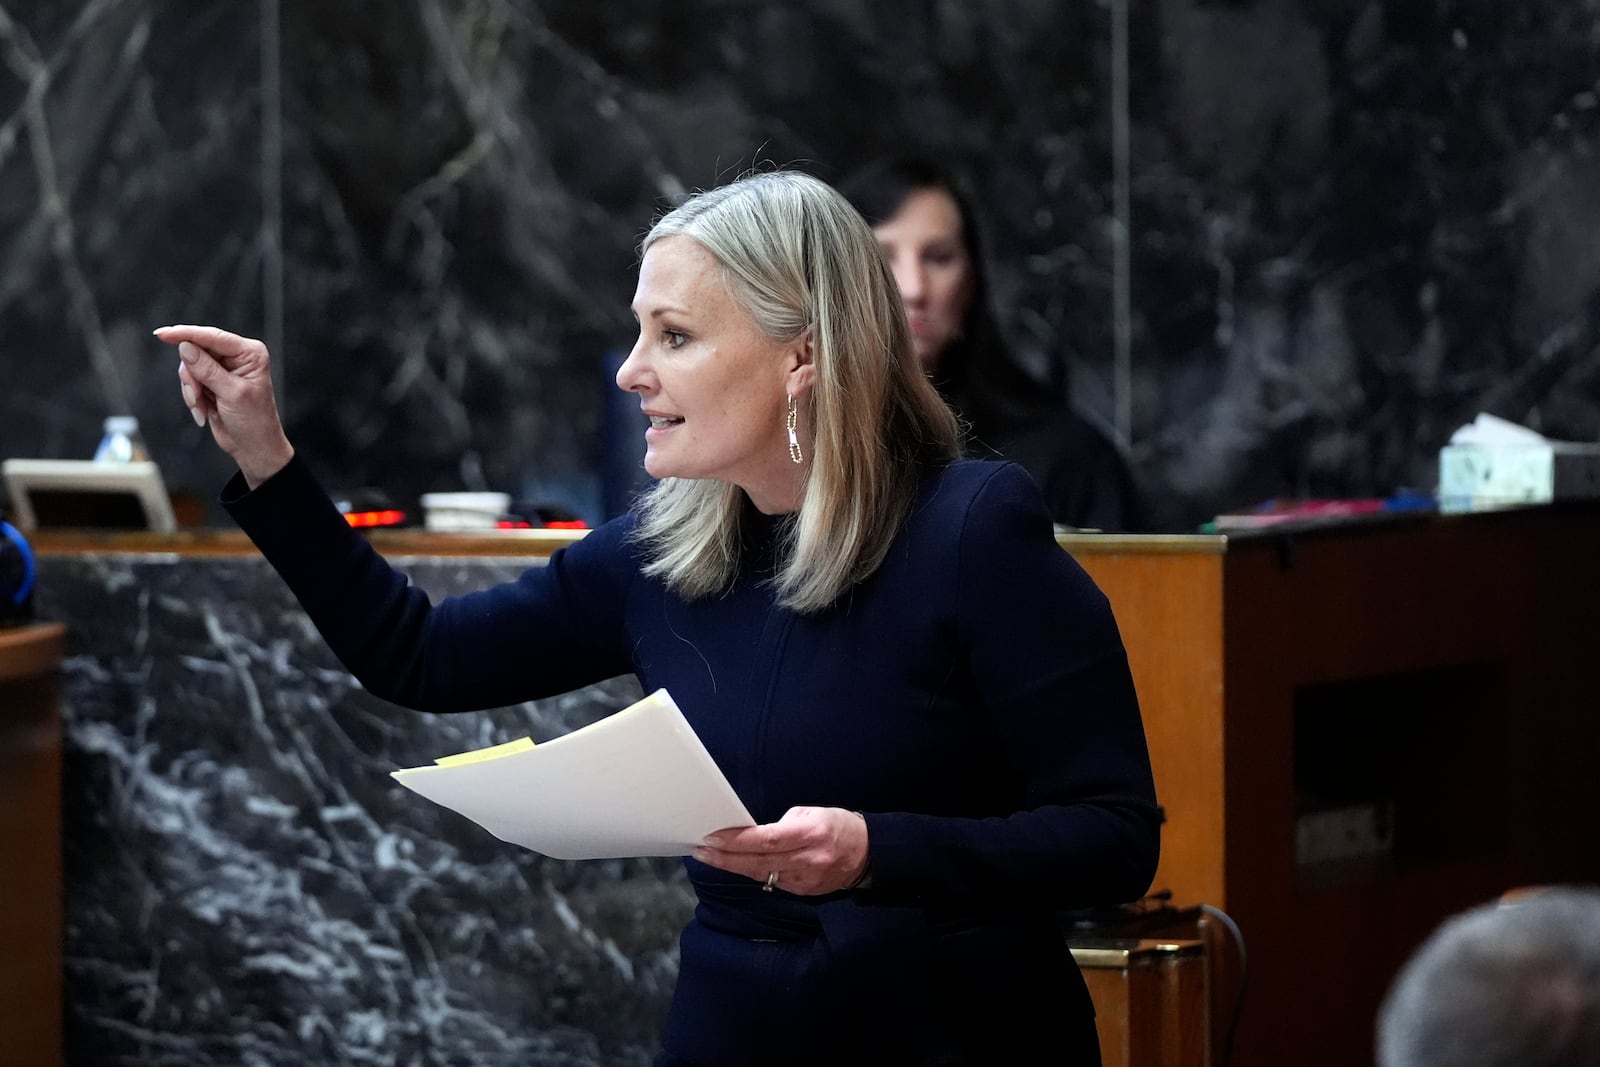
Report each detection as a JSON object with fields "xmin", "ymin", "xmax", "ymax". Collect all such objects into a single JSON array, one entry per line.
[
  {"xmin": 223, "ymin": 456, "xmax": 636, "ymax": 712},
  {"xmin": 858, "ymin": 462, "xmax": 1161, "ymax": 909}
]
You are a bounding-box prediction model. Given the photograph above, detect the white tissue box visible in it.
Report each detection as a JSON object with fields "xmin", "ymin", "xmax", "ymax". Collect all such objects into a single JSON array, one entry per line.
[{"xmin": 1438, "ymin": 441, "xmax": 1600, "ymax": 513}]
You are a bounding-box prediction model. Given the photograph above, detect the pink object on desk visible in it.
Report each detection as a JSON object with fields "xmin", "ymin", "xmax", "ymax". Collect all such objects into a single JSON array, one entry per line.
[{"xmin": 1210, "ymin": 498, "xmax": 1390, "ymax": 529}]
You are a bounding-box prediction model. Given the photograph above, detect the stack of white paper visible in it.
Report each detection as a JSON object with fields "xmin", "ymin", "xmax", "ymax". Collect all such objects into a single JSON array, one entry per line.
[{"xmin": 391, "ymin": 689, "xmax": 754, "ymax": 860}]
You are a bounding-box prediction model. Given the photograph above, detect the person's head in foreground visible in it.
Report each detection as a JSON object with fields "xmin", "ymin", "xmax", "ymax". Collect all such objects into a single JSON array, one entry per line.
[{"xmin": 1376, "ymin": 885, "xmax": 1600, "ymax": 1067}]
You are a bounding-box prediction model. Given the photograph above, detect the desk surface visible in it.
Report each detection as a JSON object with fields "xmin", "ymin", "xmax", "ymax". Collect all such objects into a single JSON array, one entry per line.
[
  {"xmin": 0, "ymin": 622, "xmax": 66, "ymax": 683},
  {"xmin": 29, "ymin": 499, "xmax": 1597, "ymax": 560},
  {"xmin": 27, "ymin": 524, "xmax": 1223, "ymax": 558},
  {"xmin": 1070, "ymin": 938, "xmax": 1207, "ymax": 969}
]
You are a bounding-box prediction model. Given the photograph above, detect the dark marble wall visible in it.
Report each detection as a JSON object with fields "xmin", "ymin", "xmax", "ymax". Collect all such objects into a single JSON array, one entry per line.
[
  {"xmin": 39, "ymin": 551, "xmax": 671, "ymax": 1066},
  {"xmin": 2, "ymin": 1, "xmax": 1597, "ymax": 532}
]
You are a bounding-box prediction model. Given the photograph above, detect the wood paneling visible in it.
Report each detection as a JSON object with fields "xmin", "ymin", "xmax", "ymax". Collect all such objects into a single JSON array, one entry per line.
[
  {"xmin": 1072, "ymin": 505, "xmax": 1600, "ymax": 1067},
  {"xmin": 1076, "ymin": 940, "xmax": 1209, "ymax": 1067},
  {"xmin": 1075, "ymin": 548, "xmax": 1228, "ymax": 908},
  {"xmin": 0, "ymin": 622, "xmax": 67, "ymax": 1067}
]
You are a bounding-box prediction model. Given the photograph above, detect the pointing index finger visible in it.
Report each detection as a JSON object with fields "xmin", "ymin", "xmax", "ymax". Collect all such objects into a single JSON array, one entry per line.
[{"xmin": 152, "ymin": 324, "xmax": 259, "ymax": 356}]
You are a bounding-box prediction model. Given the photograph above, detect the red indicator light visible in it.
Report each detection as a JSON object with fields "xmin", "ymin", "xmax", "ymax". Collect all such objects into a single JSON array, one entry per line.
[{"xmin": 343, "ymin": 509, "xmax": 407, "ymax": 528}]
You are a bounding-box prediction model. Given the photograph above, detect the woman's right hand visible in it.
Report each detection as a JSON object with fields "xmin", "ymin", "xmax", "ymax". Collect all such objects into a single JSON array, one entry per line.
[{"xmin": 154, "ymin": 325, "xmax": 295, "ymax": 489}]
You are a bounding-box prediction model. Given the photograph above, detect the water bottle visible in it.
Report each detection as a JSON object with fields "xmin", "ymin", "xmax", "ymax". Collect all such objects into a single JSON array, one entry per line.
[{"xmin": 94, "ymin": 415, "xmax": 150, "ymax": 463}]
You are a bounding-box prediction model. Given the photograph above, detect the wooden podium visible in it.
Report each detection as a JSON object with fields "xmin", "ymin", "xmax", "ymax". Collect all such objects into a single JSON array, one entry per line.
[
  {"xmin": 1064, "ymin": 502, "xmax": 1600, "ymax": 1067},
  {"xmin": 1073, "ymin": 938, "xmax": 1209, "ymax": 1067},
  {"xmin": 0, "ymin": 622, "xmax": 67, "ymax": 1067}
]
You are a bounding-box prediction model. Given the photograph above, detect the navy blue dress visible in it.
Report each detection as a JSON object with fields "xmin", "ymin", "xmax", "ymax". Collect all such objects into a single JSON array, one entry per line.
[{"xmin": 226, "ymin": 457, "xmax": 1160, "ymax": 1066}]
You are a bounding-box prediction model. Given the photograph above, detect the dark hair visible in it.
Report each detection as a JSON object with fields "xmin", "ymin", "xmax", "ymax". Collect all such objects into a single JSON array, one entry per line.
[{"xmin": 835, "ymin": 156, "xmax": 1063, "ymax": 448}]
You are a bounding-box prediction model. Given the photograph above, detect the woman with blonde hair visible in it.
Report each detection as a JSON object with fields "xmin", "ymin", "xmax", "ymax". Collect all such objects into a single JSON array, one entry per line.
[{"xmin": 158, "ymin": 168, "xmax": 1158, "ymax": 1066}]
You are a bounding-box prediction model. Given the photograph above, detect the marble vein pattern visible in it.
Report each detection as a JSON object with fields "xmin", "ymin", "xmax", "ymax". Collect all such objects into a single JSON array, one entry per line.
[
  {"xmin": 3, "ymin": 2, "xmax": 1600, "ymax": 531},
  {"xmin": 2, "ymin": 3, "xmax": 1599, "ymax": 532},
  {"xmin": 41, "ymin": 552, "xmax": 676, "ymax": 1066}
]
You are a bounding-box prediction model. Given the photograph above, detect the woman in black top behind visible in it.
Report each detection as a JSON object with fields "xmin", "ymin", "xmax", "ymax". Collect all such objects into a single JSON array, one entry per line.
[{"xmin": 838, "ymin": 156, "xmax": 1147, "ymax": 532}]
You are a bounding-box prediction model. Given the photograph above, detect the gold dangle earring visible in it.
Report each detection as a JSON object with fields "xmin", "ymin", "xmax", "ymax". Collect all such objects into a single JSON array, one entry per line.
[{"xmin": 786, "ymin": 394, "xmax": 803, "ymax": 464}]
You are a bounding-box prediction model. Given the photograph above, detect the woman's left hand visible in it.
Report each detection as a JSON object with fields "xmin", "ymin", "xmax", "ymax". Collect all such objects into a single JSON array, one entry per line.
[{"xmin": 693, "ymin": 806, "xmax": 869, "ymax": 895}]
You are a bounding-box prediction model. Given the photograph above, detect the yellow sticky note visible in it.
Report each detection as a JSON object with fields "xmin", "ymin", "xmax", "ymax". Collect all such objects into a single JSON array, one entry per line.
[{"xmin": 432, "ymin": 736, "xmax": 536, "ymax": 767}]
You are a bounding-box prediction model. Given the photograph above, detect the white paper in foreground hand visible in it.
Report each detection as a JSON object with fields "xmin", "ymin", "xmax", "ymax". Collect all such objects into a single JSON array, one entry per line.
[{"xmin": 391, "ymin": 689, "xmax": 754, "ymax": 860}]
